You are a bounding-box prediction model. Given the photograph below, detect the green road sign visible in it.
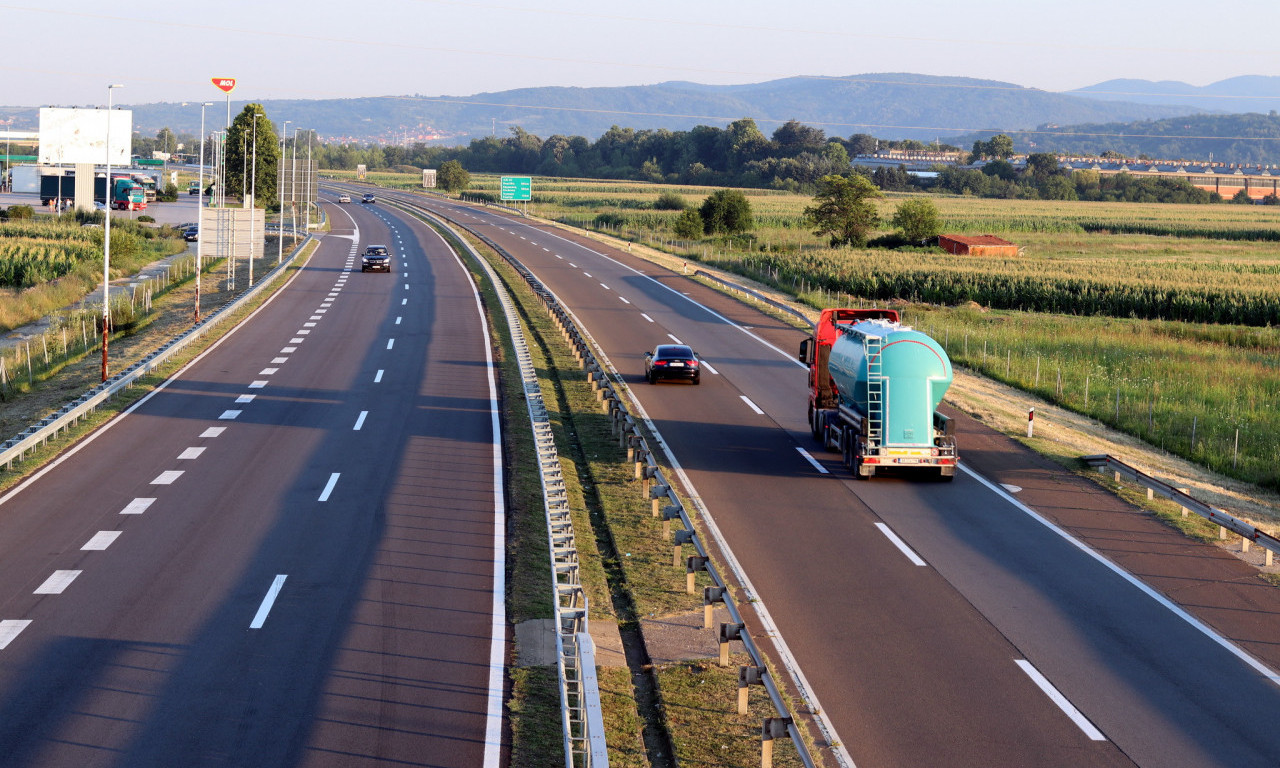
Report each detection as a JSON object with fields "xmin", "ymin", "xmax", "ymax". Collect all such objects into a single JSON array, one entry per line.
[{"xmin": 500, "ymin": 176, "xmax": 531, "ymax": 201}]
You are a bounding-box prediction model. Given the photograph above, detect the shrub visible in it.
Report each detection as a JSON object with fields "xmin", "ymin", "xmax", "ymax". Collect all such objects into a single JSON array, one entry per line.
[
  {"xmin": 654, "ymin": 191, "xmax": 687, "ymax": 210},
  {"xmin": 699, "ymin": 189, "xmax": 753, "ymax": 235},
  {"xmin": 672, "ymin": 208, "xmax": 703, "ymax": 239},
  {"xmin": 137, "ymin": 215, "xmax": 156, "ymax": 223},
  {"xmin": 5, "ymin": 205, "xmax": 34, "ymax": 220},
  {"xmin": 594, "ymin": 212, "xmax": 626, "ymax": 229},
  {"xmin": 157, "ymin": 183, "xmax": 179, "ymax": 202}
]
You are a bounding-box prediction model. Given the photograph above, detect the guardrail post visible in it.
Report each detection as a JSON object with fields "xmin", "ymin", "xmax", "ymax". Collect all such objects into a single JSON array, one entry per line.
[
  {"xmin": 760, "ymin": 717, "xmax": 793, "ymax": 768},
  {"xmin": 673, "ymin": 529, "xmax": 695, "ymax": 567},
  {"xmin": 651, "ymin": 485, "xmax": 670, "ymax": 517},
  {"xmin": 703, "ymin": 586, "xmax": 727, "ymax": 629},
  {"xmin": 738, "ymin": 665, "xmax": 766, "ymax": 715},
  {"xmin": 1242, "ymin": 535, "xmax": 1252, "ymax": 553},
  {"xmin": 662, "ymin": 505, "xmax": 682, "ymax": 540},
  {"xmin": 686, "ymin": 555, "xmax": 708, "ymax": 594},
  {"xmin": 627, "ymin": 433, "xmax": 642, "ymax": 461},
  {"xmin": 718, "ymin": 622, "xmax": 744, "ymax": 666},
  {"xmin": 1220, "ymin": 526, "xmax": 1228, "ymax": 540},
  {"xmin": 1266, "ymin": 548, "xmax": 1274, "ymax": 567},
  {"xmin": 1178, "ymin": 488, "xmax": 1189, "ymax": 517}
]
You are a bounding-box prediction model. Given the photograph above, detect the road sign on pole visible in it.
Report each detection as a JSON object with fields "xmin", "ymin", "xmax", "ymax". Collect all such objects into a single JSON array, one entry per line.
[
  {"xmin": 212, "ymin": 78, "xmax": 236, "ymax": 94},
  {"xmin": 500, "ymin": 176, "xmax": 531, "ymax": 201}
]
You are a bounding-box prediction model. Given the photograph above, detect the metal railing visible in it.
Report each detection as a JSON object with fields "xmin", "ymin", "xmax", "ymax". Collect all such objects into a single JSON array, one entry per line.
[
  {"xmin": 398, "ymin": 202, "xmax": 607, "ymax": 767},
  {"xmin": 1083, "ymin": 454, "xmax": 1278, "ymax": 566},
  {"xmin": 396, "ymin": 193, "xmax": 819, "ymax": 768},
  {"xmin": 0, "ymin": 235, "xmax": 315, "ymax": 471}
]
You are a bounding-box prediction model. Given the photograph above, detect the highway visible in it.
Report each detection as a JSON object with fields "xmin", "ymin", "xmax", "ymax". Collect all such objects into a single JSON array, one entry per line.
[
  {"xmin": 393, "ymin": 190, "xmax": 1280, "ymax": 768},
  {"xmin": 0, "ymin": 198, "xmax": 505, "ymax": 767}
]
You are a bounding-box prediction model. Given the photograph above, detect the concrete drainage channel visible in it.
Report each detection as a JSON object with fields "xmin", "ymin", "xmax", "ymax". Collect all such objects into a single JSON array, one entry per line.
[{"xmin": 397, "ymin": 196, "xmax": 820, "ymax": 768}]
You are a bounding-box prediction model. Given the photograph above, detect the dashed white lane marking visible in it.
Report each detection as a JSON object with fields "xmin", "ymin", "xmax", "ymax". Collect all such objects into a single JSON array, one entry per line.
[
  {"xmin": 619, "ymin": 297, "xmax": 631, "ymax": 304},
  {"xmin": 374, "ymin": 370, "xmax": 384, "ymax": 383},
  {"xmin": 387, "ymin": 339, "xmax": 395, "ymax": 350},
  {"xmin": 1016, "ymin": 660, "xmax": 1107, "ymax": 740},
  {"xmin": 555, "ymin": 254, "xmax": 563, "ymax": 259},
  {"xmin": 296, "ymin": 330, "xmax": 310, "ymax": 335},
  {"xmin": 599, "ymin": 283, "xmax": 610, "ymax": 290},
  {"xmin": 401, "ymin": 298, "xmax": 407, "ymax": 305},
  {"xmin": 120, "ymin": 498, "xmax": 155, "ymax": 515},
  {"xmin": 354, "ymin": 411, "xmax": 368, "ymax": 431},
  {"xmin": 700, "ymin": 361, "xmax": 719, "ymax": 375},
  {"xmin": 82, "ymin": 531, "xmax": 122, "ymax": 551},
  {"xmin": 875, "ymin": 522, "xmax": 928, "ymax": 567},
  {"xmin": 315, "ymin": 309, "xmax": 327, "ymax": 314},
  {"xmin": 249, "ymin": 381, "xmax": 267, "ymax": 389},
  {"xmin": 740, "ymin": 396, "xmax": 765, "ymax": 415},
  {"xmin": 308, "ymin": 315, "xmax": 321, "ymax": 321},
  {"xmin": 201, "ymin": 427, "xmax": 225, "ymax": 438},
  {"xmin": 151, "ymin": 471, "xmax": 183, "ymax": 485},
  {"xmin": 404, "ymin": 283, "xmax": 410, "ymax": 290},
  {"xmin": 290, "ymin": 338, "xmax": 304, "ymax": 344},
  {"xmin": 542, "ymin": 247, "xmax": 550, "ymax": 252},
  {"xmin": 35, "ymin": 570, "xmax": 82, "ymax": 594},
  {"xmin": 260, "ymin": 368, "xmax": 279, "ymax": 375},
  {"xmin": 403, "ymin": 272, "xmax": 408, "ymax": 277},
  {"xmin": 583, "ymin": 272, "xmax": 592, "ymax": 278},
  {"xmin": 303, "ymin": 322, "xmax": 316, "ymax": 328},
  {"xmin": 250, "ymin": 575, "xmax": 288, "ymax": 629},
  {"xmin": 1001, "ymin": 484, "xmax": 1023, "ymax": 493},
  {"xmin": 0, "ymin": 620, "xmax": 32, "ymax": 649},
  {"xmin": 178, "ymin": 447, "xmax": 206, "ymax": 459},
  {"xmin": 796, "ymin": 447, "xmax": 830, "ymax": 474},
  {"xmin": 395, "ymin": 317, "xmax": 402, "ymax": 325},
  {"xmin": 318, "ymin": 473, "xmax": 340, "ymax": 502},
  {"xmin": 281, "ymin": 347, "xmax": 297, "ymax": 354},
  {"xmin": 641, "ymin": 313, "xmax": 654, "ymax": 323},
  {"xmin": 235, "ymin": 394, "xmax": 255, "ymax": 404},
  {"xmin": 219, "ymin": 410, "xmax": 242, "ymax": 420},
  {"xmin": 667, "ymin": 334, "xmax": 683, "ymax": 344},
  {"xmin": 569, "ymin": 263, "xmax": 577, "ymax": 268}
]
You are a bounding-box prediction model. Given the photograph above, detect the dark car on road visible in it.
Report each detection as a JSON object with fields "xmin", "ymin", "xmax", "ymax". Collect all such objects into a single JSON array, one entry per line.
[
  {"xmin": 182, "ymin": 226, "xmax": 199, "ymax": 242},
  {"xmin": 362, "ymin": 193, "xmax": 376, "ymax": 203},
  {"xmin": 361, "ymin": 244, "xmax": 391, "ymax": 272},
  {"xmin": 645, "ymin": 344, "xmax": 701, "ymax": 384}
]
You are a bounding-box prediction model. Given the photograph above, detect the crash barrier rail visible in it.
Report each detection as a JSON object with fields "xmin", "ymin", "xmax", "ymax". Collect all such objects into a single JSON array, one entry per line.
[
  {"xmin": 0, "ymin": 235, "xmax": 316, "ymax": 471},
  {"xmin": 396, "ymin": 195, "xmax": 819, "ymax": 768},
  {"xmin": 399, "ymin": 202, "xmax": 607, "ymax": 767},
  {"xmin": 1083, "ymin": 454, "xmax": 1279, "ymax": 566},
  {"xmin": 691, "ymin": 269, "xmax": 815, "ymax": 328}
]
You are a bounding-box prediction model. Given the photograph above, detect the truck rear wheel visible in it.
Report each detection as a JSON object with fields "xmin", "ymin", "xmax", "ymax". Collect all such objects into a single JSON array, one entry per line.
[{"xmin": 809, "ymin": 407, "xmax": 822, "ymax": 441}]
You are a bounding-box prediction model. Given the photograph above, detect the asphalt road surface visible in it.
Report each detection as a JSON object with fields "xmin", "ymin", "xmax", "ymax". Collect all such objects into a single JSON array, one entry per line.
[
  {"xmin": 0, "ymin": 197, "xmax": 505, "ymax": 767},
  {"xmin": 394, "ymin": 189, "xmax": 1280, "ymax": 768}
]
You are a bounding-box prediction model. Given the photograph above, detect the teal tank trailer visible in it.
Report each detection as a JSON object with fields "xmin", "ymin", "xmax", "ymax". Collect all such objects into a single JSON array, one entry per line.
[{"xmin": 799, "ymin": 308, "xmax": 958, "ymax": 480}]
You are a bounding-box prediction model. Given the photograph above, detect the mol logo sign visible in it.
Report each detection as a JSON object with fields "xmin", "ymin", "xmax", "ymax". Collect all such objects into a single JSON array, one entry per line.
[{"xmin": 211, "ymin": 78, "xmax": 237, "ymax": 94}]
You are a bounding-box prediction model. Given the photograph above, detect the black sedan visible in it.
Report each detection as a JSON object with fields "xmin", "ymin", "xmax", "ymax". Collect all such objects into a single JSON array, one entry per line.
[
  {"xmin": 362, "ymin": 193, "xmax": 376, "ymax": 203},
  {"xmin": 645, "ymin": 344, "xmax": 701, "ymax": 384},
  {"xmin": 361, "ymin": 245, "xmax": 391, "ymax": 272}
]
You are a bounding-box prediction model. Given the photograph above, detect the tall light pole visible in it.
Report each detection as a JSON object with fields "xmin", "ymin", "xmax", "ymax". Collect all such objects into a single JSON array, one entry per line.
[
  {"xmin": 278, "ymin": 120, "xmax": 290, "ymax": 265},
  {"xmin": 305, "ymin": 130, "xmax": 313, "ymax": 231},
  {"xmin": 290, "ymin": 127, "xmax": 298, "ymax": 237},
  {"xmin": 102, "ymin": 83, "xmax": 124, "ymax": 382},
  {"xmin": 196, "ymin": 101, "xmax": 212, "ymax": 321},
  {"xmin": 249, "ymin": 112, "xmax": 258, "ymax": 286}
]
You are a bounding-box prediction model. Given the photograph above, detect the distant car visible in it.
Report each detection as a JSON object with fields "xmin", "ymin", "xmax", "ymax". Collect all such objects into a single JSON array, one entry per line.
[
  {"xmin": 644, "ymin": 344, "xmax": 701, "ymax": 384},
  {"xmin": 361, "ymin": 244, "xmax": 391, "ymax": 272},
  {"xmin": 337, "ymin": 194, "xmax": 351, "ymax": 203},
  {"xmin": 183, "ymin": 226, "xmax": 199, "ymax": 242},
  {"xmin": 361, "ymin": 193, "xmax": 376, "ymax": 203},
  {"xmin": 188, "ymin": 182, "xmax": 200, "ymax": 195}
]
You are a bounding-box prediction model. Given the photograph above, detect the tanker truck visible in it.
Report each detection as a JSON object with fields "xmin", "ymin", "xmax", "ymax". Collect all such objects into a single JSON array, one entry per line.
[{"xmin": 799, "ymin": 308, "xmax": 958, "ymax": 480}]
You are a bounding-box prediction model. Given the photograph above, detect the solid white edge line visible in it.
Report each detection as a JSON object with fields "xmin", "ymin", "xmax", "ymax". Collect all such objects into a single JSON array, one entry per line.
[
  {"xmin": 963, "ymin": 465, "xmax": 1280, "ymax": 686},
  {"xmin": 318, "ymin": 473, "xmax": 340, "ymax": 502},
  {"xmin": 417, "ymin": 212, "xmax": 507, "ymax": 767},
  {"xmin": 874, "ymin": 522, "xmax": 928, "ymax": 567},
  {"xmin": 250, "ymin": 574, "xmax": 287, "ymax": 629},
  {"xmin": 353, "ymin": 411, "xmax": 368, "ymax": 431},
  {"xmin": 0, "ymin": 620, "xmax": 32, "ymax": 650},
  {"xmin": 740, "ymin": 395, "xmax": 765, "ymax": 415},
  {"xmin": 1015, "ymin": 659, "xmax": 1107, "ymax": 741},
  {"xmin": 795, "ymin": 447, "xmax": 830, "ymax": 474}
]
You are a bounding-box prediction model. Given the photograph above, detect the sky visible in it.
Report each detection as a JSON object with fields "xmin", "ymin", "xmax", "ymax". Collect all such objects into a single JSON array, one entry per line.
[{"xmin": 3, "ymin": 0, "xmax": 1278, "ymax": 109}]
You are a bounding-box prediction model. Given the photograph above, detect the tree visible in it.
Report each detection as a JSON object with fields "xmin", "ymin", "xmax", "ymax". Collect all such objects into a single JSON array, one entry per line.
[
  {"xmin": 672, "ymin": 208, "xmax": 703, "ymax": 239},
  {"xmin": 223, "ymin": 104, "xmax": 280, "ymax": 206},
  {"xmin": 890, "ymin": 198, "xmax": 941, "ymax": 243},
  {"xmin": 699, "ymin": 189, "xmax": 753, "ymax": 235},
  {"xmin": 804, "ymin": 174, "xmax": 881, "ymax": 247},
  {"xmin": 437, "ymin": 160, "xmax": 470, "ymax": 194},
  {"xmin": 1025, "ymin": 152, "xmax": 1060, "ymax": 182}
]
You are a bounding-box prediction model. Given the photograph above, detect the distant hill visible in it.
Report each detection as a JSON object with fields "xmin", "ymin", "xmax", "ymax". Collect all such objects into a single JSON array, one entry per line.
[
  {"xmin": 1070, "ymin": 76, "xmax": 1280, "ymax": 115},
  {"xmin": 1, "ymin": 73, "xmax": 1201, "ymax": 146}
]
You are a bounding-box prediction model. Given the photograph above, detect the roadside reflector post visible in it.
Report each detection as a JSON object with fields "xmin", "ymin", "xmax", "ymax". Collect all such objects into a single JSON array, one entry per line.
[
  {"xmin": 651, "ymin": 485, "xmax": 670, "ymax": 516},
  {"xmin": 1027, "ymin": 407, "xmax": 1035, "ymax": 438},
  {"xmin": 718, "ymin": 622, "xmax": 744, "ymax": 667},
  {"xmin": 703, "ymin": 586, "xmax": 727, "ymax": 629},
  {"xmin": 760, "ymin": 717, "xmax": 793, "ymax": 768},
  {"xmin": 738, "ymin": 665, "xmax": 766, "ymax": 715},
  {"xmin": 661, "ymin": 504, "xmax": 682, "ymax": 540},
  {"xmin": 673, "ymin": 529, "xmax": 694, "ymax": 567},
  {"xmin": 686, "ymin": 555, "xmax": 708, "ymax": 595}
]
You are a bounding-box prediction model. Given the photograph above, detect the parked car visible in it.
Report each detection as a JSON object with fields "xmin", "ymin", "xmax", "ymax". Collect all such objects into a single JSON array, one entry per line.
[
  {"xmin": 361, "ymin": 193, "xmax": 376, "ymax": 203},
  {"xmin": 361, "ymin": 244, "xmax": 391, "ymax": 272},
  {"xmin": 644, "ymin": 344, "xmax": 701, "ymax": 384},
  {"xmin": 183, "ymin": 226, "xmax": 199, "ymax": 242}
]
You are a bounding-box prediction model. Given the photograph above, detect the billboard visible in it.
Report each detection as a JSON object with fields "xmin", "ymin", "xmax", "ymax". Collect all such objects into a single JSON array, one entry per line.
[{"xmin": 38, "ymin": 107, "xmax": 132, "ymax": 165}]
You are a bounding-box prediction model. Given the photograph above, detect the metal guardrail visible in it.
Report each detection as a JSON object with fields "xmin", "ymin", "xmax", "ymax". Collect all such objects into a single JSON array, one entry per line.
[
  {"xmin": 0, "ymin": 236, "xmax": 316, "ymax": 471},
  {"xmin": 1083, "ymin": 454, "xmax": 1279, "ymax": 566},
  {"xmin": 395, "ymin": 193, "xmax": 820, "ymax": 768},
  {"xmin": 692, "ymin": 269, "xmax": 815, "ymax": 328},
  {"xmin": 397, "ymin": 201, "xmax": 607, "ymax": 767}
]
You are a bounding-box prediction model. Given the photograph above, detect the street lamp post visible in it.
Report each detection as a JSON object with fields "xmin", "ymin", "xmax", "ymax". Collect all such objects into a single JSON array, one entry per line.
[
  {"xmin": 278, "ymin": 120, "xmax": 290, "ymax": 265},
  {"xmin": 196, "ymin": 101, "xmax": 212, "ymax": 321},
  {"xmin": 291, "ymin": 127, "xmax": 298, "ymax": 237},
  {"xmin": 249, "ymin": 113, "xmax": 258, "ymax": 286},
  {"xmin": 102, "ymin": 83, "xmax": 124, "ymax": 382},
  {"xmin": 305, "ymin": 130, "xmax": 312, "ymax": 231}
]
